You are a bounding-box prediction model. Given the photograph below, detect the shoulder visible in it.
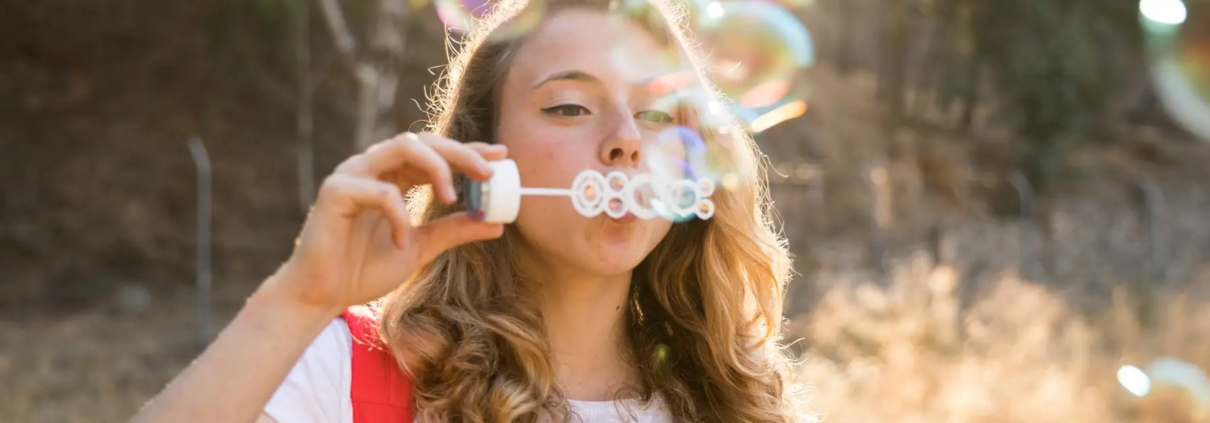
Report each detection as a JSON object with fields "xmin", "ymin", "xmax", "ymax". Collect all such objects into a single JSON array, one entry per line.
[
  {"xmin": 293, "ymin": 317, "xmax": 355, "ymax": 369},
  {"xmin": 319, "ymin": 317, "xmax": 355, "ymax": 353}
]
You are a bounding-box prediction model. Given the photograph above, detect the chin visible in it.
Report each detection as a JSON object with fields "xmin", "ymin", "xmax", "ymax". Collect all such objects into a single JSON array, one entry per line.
[
  {"xmin": 581, "ymin": 238, "xmax": 655, "ymax": 275},
  {"xmin": 590, "ymin": 254, "xmax": 647, "ymax": 276}
]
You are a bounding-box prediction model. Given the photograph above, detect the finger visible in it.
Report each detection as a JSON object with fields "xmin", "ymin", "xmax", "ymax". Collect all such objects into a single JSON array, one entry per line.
[
  {"xmin": 409, "ymin": 213, "xmax": 504, "ymax": 265},
  {"xmin": 415, "ymin": 134, "xmax": 500, "ymax": 182},
  {"xmin": 362, "ymin": 134, "xmax": 458, "ymax": 204},
  {"xmin": 317, "ymin": 174, "xmax": 411, "ymax": 248},
  {"xmin": 463, "ymin": 142, "xmax": 509, "ymax": 161},
  {"xmin": 331, "ymin": 136, "xmax": 408, "ymax": 177}
]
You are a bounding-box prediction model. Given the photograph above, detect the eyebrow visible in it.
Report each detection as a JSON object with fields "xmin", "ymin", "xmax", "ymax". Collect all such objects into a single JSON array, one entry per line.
[{"xmin": 531, "ymin": 70, "xmax": 602, "ymax": 91}]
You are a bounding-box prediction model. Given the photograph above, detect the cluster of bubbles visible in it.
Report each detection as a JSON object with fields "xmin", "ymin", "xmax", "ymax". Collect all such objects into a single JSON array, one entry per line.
[
  {"xmin": 1140, "ymin": 0, "xmax": 1210, "ymax": 141},
  {"xmin": 609, "ymin": 0, "xmax": 816, "ymax": 196},
  {"xmin": 1117, "ymin": 358, "xmax": 1209, "ymax": 420},
  {"xmin": 430, "ymin": 0, "xmax": 815, "ymax": 208}
]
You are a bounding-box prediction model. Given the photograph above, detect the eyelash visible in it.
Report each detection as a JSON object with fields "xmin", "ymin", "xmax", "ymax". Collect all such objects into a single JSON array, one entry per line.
[
  {"xmin": 541, "ymin": 105, "xmax": 676, "ymax": 124},
  {"xmin": 542, "ymin": 104, "xmax": 591, "ymax": 117}
]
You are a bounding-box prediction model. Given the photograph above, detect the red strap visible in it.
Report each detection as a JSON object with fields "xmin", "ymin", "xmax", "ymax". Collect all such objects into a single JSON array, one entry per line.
[{"xmin": 342, "ymin": 305, "xmax": 414, "ymax": 423}]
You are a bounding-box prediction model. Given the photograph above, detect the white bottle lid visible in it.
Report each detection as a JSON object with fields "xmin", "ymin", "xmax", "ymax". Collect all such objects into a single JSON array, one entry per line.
[{"xmin": 465, "ymin": 159, "xmax": 522, "ymax": 224}]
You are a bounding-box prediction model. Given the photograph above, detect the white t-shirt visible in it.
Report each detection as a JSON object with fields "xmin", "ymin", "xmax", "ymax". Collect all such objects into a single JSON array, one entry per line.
[{"xmin": 264, "ymin": 318, "xmax": 673, "ymax": 423}]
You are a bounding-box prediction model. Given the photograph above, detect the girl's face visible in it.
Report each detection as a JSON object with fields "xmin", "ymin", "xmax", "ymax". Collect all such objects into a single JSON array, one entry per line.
[{"xmin": 497, "ymin": 9, "xmax": 691, "ymax": 277}]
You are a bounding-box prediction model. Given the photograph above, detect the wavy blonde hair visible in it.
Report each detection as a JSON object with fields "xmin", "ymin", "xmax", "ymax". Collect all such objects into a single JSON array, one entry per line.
[{"xmin": 377, "ymin": 0, "xmax": 810, "ymax": 421}]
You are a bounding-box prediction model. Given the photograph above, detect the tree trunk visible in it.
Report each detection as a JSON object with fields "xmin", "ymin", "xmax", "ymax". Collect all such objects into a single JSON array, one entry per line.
[
  {"xmin": 834, "ymin": 0, "xmax": 857, "ymax": 74},
  {"xmin": 352, "ymin": 65, "xmax": 380, "ymax": 152},
  {"xmin": 959, "ymin": 57, "xmax": 980, "ymax": 130},
  {"xmin": 878, "ymin": 0, "xmax": 910, "ymax": 120},
  {"xmin": 357, "ymin": 0, "xmax": 408, "ymax": 151},
  {"xmin": 292, "ymin": 0, "xmax": 315, "ymax": 211},
  {"xmin": 317, "ymin": 0, "xmax": 408, "ymax": 153},
  {"xmin": 958, "ymin": 1, "xmax": 981, "ymax": 130}
]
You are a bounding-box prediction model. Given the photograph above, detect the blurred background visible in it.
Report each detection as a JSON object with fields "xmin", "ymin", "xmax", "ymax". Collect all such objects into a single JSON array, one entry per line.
[{"xmin": 2, "ymin": 0, "xmax": 1209, "ymax": 422}]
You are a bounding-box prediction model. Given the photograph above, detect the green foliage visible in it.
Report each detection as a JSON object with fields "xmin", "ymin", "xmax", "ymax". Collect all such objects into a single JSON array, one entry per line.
[{"xmin": 927, "ymin": 0, "xmax": 1142, "ymax": 192}]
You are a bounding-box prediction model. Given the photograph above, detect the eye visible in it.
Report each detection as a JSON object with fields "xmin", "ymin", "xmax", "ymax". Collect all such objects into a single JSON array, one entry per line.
[
  {"xmin": 542, "ymin": 104, "xmax": 591, "ymax": 117},
  {"xmin": 635, "ymin": 110, "xmax": 675, "ymax": 124}
]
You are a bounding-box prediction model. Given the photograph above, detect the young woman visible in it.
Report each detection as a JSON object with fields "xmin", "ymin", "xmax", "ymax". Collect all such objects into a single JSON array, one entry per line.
[{"xmin": 130, "ymin": 0, "xmax": 809, "ymax": 421}]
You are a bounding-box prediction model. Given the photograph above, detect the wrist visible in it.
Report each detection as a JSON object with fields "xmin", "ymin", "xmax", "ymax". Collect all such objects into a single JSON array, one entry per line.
[{"xmin": 251, "ymin": 266, "xmax": 343, "ymax": 331}]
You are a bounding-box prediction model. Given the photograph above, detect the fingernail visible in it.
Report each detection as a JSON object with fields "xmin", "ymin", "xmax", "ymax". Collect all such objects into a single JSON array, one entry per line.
[{"xmin": 446, "ymin": 185, "xmax": 458, "ymax": 201}]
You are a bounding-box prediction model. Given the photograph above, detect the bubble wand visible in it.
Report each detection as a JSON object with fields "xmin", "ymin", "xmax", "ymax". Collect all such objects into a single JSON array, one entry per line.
[{"xmin": 462, "ymin": 159, "xmax": 716, "ymax": 224}]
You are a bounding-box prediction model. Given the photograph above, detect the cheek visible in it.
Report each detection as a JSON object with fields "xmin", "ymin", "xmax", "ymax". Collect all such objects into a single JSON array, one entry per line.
[
  {"xmin": 647, "ymin": 220, "xmax": 674, "ymax": 244},
  {"xmin": 498, "ymin": 117, "xmax": 598, "ymax": 187}
]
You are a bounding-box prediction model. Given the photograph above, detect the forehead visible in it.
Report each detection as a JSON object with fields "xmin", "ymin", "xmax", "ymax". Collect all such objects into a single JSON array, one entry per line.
[{"xmin": 509, "ymin": 9, "xmax": 682, "ymax": 86}]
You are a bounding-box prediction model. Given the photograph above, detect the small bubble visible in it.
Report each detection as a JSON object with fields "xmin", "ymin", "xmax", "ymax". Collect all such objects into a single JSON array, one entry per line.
[
  {"xmin": 1141, "ymin": 0, "xmax": 1210, "ymax": 141},
  {"xmin": 721, "ymin": 173, "xmax": 740, "ymax": 189},
  {"xmin": 1119, "ymin": 365, "xmax": 1152, "ymax": 397},
  {"xmin": 1141, "ymin": 0, "xmax": 1188, "ymax": 25},
  {"xmin": 652, "ymin": 344, "xmax": 671, "ymax": 366}
]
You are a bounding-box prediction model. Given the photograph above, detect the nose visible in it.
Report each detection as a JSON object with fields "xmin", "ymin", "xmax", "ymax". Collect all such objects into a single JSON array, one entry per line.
[{"xmin": 599, "ymin": 111, "xmax": 643, "ymax": 168}]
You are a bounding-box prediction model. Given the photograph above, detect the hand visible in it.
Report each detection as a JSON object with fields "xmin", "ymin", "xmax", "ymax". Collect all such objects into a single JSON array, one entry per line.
[{"xmin": 269, "ymin": 132, "xmax": 507, "ymax": 316}]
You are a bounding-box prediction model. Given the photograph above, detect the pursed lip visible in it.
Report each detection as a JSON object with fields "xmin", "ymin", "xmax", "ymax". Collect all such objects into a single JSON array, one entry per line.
[{"xmin": 609, "ymin": 213, "xmax": 638, "ymax": 224}]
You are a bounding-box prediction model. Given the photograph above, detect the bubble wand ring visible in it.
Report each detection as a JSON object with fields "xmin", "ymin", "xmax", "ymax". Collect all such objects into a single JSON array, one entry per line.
[{"xmin": 463, "ymin": 160, "xmax": 715, "ymax": 224}]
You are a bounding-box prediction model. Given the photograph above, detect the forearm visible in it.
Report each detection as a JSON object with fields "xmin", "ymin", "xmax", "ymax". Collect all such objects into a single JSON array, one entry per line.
[{"xmin": 130, "ymin": 271, "xmax": 337, "ymax": 423}]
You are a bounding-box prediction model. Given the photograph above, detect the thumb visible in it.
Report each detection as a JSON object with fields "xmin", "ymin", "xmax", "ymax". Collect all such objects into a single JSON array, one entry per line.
[{"xmin": 410, "ymin": 213, "xmax": 505, "ymax": 264}]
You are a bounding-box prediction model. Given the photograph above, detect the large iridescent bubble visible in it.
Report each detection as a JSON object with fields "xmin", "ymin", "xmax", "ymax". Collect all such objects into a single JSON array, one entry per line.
[
  {"xmin": 1141, "ymin": 0, "xmax": 1210, "ymax": 141},
  {"xmin": 608, "ymin": 0, "xmax": 814, "ymax": 134},
  {"xmin": 694, "ymin": 0, "xmax": 814, "ymax": 133}
]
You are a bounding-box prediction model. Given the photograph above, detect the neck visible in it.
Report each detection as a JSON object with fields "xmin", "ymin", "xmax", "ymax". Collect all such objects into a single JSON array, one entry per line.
[{"xmin": 515, "ymin": 248, "xmax": 636, "ymax": 401}]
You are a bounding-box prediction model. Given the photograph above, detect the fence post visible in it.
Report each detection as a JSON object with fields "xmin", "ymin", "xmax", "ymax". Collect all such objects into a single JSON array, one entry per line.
[
  {"xmin": 1136, "ymin": 174, "xmax": 1167, "ymax": 283},
  {"xmin": 866, "ymin": 163, "xmax": 892, "ymax": 273},
  {"xmin": 1007, "ymin": 170, "xmax": 1036, "ymax": 279},
  {"xmin": 187, "ymin": 136, "xmax": 213, "ymax": 350}
]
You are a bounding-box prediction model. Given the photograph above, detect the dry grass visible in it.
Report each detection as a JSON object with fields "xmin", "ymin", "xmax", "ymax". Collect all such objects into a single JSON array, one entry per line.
[
  {"xmin": 0, "ymin": 294, "xmax": 241, "ymax": 423},
  {"xmin": 786, "ymin": 251, "xmax": 1210, "ymax": 423}
]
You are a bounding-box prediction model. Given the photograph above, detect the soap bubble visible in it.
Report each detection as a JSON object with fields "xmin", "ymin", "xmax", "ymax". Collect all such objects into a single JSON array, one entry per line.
[
  {"xmin": 638, "ymin": 86, "xmax": 753, "ymax": 192},
  {"xmin": 435, "ymin": 0, "xmax": 492, "ymax": 32},
  {"xmin": 607, "ymin": 0, "xmax": 699, "ymax": 88},
  {"xmin": 1119, "ymin": 357, "xmax": 1210, "ymax": 422},
  {"xmin": 1141, "ymin": 0, "xmax": 1210, "ymax": 141},
  {"xmin": 1119, "ymin": 365, "xmax": 1153, "ymax": 397},
  {"xmin": 645, "ymin": 126, "xmax": 706, "ymax": 181},
  {"xmin": 695, "ymin": 0, "xmax": 814, "ymax": 133},
  {"xmin": 609, "ymin": 0, "xmax": 813, "ymax": 202},
  {"xmin": 640, "ymin": 125, "xmax": 734, "ymax": 221},
  {"xmin": 770, "ymin": 0, "xmax": 813, "ymax": 8},
  {"xmin": 436, "ymin": 0, "xmax": 544, "ymax": 40}
]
